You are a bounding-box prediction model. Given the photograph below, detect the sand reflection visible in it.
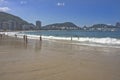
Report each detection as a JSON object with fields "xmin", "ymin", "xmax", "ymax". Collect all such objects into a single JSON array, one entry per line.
[{"xmin": 0, "ymin": 37, "xmax": 120, "ymax": 80}]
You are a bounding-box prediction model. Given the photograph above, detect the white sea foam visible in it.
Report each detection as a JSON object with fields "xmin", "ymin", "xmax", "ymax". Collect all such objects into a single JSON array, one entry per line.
[
  {"xmin": 2, "ymin": 32, "xmax": 120, "ymax": 48},
  {"xmin": 40, "ymin": 35, "xmax": 120, "ymax": 48},
  {"xmin": 24, "ymin": 34, "xmax": 120, "ymax": 45},
  {"xmin": 77, "ymin": 37, "xmax": 120, "ymax": 45},
  {"xmin": 0, "ymin": 32, "xmax": 19, "ymax": 37}
]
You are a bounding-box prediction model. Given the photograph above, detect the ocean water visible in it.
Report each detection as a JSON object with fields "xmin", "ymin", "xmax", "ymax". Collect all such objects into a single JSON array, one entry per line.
[
  {"xmin": 1, "ymin": 30, "xmax": 120, "ymax": 47},
  {"xmin": 17, "ymin": 30, "xmax": 120, "ymax": 48},
  {"xmin": 24, "ymin": 30, "xmax": 120, "ymax": 38}
]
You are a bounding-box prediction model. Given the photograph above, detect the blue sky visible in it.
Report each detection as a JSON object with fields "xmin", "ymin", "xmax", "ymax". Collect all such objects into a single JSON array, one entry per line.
[{"xmin": 0, "ymin": 0, "xmax": 120, "ymax": 26}]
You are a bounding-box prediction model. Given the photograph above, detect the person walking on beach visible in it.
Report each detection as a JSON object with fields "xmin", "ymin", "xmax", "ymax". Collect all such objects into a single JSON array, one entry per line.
[
  {"xmin": 25, "ymin": 35, "xmax": 28, "ymax": 43},
  {"xmin": 23, "ymin": 35, "xmax": 26, "ymax": 41},
  {"xmin": 23, "ymin": 35, "xmax": 28, "ymax": 43},
  {"xmin": 15, "ymin": 34, "xmax": 17, "ymax": 38},
  {"xmin": 0, "ymin": 34, "xmax": 2, "ymax": 39},
  {"xmin": 40, "ymin": 36, "xmax": 42, "ymax": 41}
]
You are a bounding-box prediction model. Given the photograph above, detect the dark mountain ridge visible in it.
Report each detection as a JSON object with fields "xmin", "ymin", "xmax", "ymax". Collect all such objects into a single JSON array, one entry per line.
[
  {"xmin": 42, "ymin": 22, "xmax": 80, "ymax": 30},
  {"xmin": 0, "ymin": 12, "xmax": 29, "ymax": 25},
  {"xmin": 0, "ymin": 12, "xmax": 120, "ymax": 31},
  {"xmin": 0, "ymin": 12, "xmax": 35, "ymax": 30}
]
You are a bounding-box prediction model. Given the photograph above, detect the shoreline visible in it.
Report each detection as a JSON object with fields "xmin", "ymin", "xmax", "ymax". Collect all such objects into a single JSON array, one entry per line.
[
  {"xmin": 0, "ymin": 34, "xmax": 120, "ymax": 80},
  {"xmin": 0, "ymin": 31, "xmax": 120, "ymax": 49}
]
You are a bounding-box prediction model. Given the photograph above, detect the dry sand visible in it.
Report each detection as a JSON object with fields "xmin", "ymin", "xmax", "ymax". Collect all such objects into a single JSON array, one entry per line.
[{"xmin": 0, "ymin": 36, "xmax": 120, "ymax": 80}]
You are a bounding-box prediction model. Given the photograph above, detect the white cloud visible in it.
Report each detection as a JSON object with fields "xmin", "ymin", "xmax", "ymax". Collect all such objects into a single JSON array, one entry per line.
[
  {"xmin": 0, "ymin": 0, "xmax": 5, "ymax": 2},
  {"xmin": 20, "ymin": 1, "xmax": 27, "ymax": 5},
  {"xmin": 0, "ymin": 0, "xmax": 8, "ymax": 5},
  {"xmin": 0, "ymin": 7, "xmax": 11, "ymax": 12},
  {"xmin": 57, "ymin": 2, "xmax": 65, "ymax": 7},
  {"xmin": 0, "ymin": 0, "xmax": 7, "ymax": 3}
]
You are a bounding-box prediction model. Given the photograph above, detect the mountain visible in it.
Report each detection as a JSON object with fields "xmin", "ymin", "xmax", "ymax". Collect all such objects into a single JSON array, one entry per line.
[
  {"xmin": 0, "ymin": 12, "xmax": 28, "ymax": 24},
  {"xmin": 116, "ymin": 22, "xmax": 120, "ymax": 27},
  {"xmin": 90, "ymin": 24, "xmax": 116, "ymax": 28},
  {"xmin": 42, "ymin": 22, "xmax": 80, "ymax": 30},
  {"xmin": 1, "ymin": 12, "xmax": 120, "ymax": 31},
  {"xmin": 83, "ymin": 24, "xmax": 120, "ymax": 31},
  {"xmin": 0, "ymin": 12, "xmax": 32, "ymax": 30}
]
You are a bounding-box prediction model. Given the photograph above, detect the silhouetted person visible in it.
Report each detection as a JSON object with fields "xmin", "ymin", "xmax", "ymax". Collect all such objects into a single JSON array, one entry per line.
[
  {"xmin": 71, "ymin": 36, "xmax": 72, "ymax": 41},
  {"xmin": 40, "ymin": 36, "xmax": 42, "ymax": 41},
  {"xmin": 25, "ymin": 35, "xmax": 28, "ymax": 43},
  {"xmin": 15, "ymin": 34, "xmax": 17, "ymax": 38},
  {"xmin": 23, "ymin": 35, "xmax": 26, "ymax": 41},
  {"xmin": 0, "ymin": 34, "xmax": 2, "ymax": 39}
]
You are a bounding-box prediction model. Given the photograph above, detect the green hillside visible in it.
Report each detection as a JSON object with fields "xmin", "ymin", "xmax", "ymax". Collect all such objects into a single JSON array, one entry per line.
[{"xmin": 0, "ymin": 12, "xmax": 29, "ymax": 25}]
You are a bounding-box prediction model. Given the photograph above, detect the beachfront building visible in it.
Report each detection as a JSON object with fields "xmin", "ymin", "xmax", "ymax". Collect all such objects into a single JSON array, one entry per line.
[
  {"xmin": 0, "ymin": 22, "xmax": 2, "ymax": 30},
  {"xmin": 22, "ymin": 24, "xmax": 35, "ymax": 30},
  {"xmin": 116, "ymin": 22, "xmax": 120, "ymax": 27},
  {"xmin": 1, "ymin": 22, "xmax": 9, "ymax": 30},
  {"xmin": 8, "ymin": 20, "xmax": 17, "ymax": 30},
  {"xmin": 0, "ymin": 20, "xmax": 17, "ymax": 31},
  {"xmin": 36, "ymin": 21, "xmax": 41, "ymax": 30}
]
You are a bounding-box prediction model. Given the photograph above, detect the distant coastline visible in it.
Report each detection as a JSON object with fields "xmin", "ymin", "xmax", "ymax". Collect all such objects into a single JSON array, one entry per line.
[{"xmin": 0, "ymin": 12, "xmax": 120, "ymax": 31}]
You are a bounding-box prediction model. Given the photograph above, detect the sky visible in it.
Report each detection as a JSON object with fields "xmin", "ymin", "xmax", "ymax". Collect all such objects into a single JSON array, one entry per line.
[{"xmin": 0, "ymin": 0, "xmax": 120, "ymax": 26}]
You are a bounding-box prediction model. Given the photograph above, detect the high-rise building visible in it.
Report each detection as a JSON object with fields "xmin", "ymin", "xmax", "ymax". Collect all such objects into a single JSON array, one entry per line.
[
  {"xmin": 8, "ymin": 20, "xmax": 17, "ymax": 30},
  {"xmin": 2, "ymin": 22, "xmax": 9, "ymax": 30},
  {"xmin": 0, "ymin": 22, "xmax": 2, "ymax": 30},
  {"xmin": 22, "ymin": 24, "xmax": 35, "ymax": 30},
  {"xmin": 36, "ymin": 21, "xmax": 41, "ymax": 30},
  {"xmin": 116, "ymin": 22, "xmax": 120, "ymax": 27}
]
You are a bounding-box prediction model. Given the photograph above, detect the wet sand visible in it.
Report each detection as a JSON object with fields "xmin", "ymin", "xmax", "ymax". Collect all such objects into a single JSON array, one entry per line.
[{"xmin": 0, "ymin": 36, "xmax": 120, "ymax": 80}]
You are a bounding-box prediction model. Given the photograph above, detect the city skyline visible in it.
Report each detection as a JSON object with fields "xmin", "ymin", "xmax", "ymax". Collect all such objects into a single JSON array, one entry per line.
[{"xmin": 0, "ymin": 0, "xmax": 120, "ymax": 26}]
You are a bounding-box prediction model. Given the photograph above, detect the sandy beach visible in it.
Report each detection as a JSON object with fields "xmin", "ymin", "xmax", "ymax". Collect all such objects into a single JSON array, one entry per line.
[{"xmin": 0, "ymin": 36, "xmax": 120, "ymax": 80}]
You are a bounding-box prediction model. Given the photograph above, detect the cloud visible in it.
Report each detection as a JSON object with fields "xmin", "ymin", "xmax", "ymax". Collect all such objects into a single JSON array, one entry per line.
[
  {"xmin": 0, "ymin": 0, "xmax": 4, "ymax": 2},
  {"xmin": 0, "ymin": 0, "xmax": 8, "ymax": 5},
  {"xmin": 57, "ymin": 2, "xmax": 65, "ymax": 7},
  {"xmin": 20, "ymin": 1, "xmax": 27, "ymax": 5},
  {"xmin": 0, "ymin": 0, "xmax": 7, "ymax": 3},
  {"xmin": 0, "ymin": 7, "xmax": 11, "ymax": 12}
]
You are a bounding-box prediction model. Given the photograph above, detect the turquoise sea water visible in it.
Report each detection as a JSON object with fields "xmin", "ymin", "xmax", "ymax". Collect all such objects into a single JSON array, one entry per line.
[
  {"xmin": 21, "ymin": 30, "xmax": 120, "ymax": 48},
  {"xmin": 24, "ymin": 30, "xmax": 120, "ymax": 38}
]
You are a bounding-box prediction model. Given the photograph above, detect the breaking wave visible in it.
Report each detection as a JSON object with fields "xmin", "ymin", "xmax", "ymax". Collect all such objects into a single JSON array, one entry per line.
[{"xmin": 2, "ymin": 32, "xmax": 120, "ymax": 48}]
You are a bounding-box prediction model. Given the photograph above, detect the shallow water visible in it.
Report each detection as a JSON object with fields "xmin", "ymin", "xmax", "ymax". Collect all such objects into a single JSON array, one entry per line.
[
  {"xmin": 23, "ymin": 30, "xmax": 120, "ymax": 47},
  {"xmin": 0, "ymin": 37, "xmax": 120, "ymax": 80}
]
